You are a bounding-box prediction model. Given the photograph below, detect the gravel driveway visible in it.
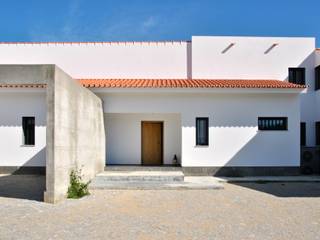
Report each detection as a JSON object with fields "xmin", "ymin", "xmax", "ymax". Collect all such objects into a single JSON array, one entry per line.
[{"xmin": 0, "ymin": 177, "xmax": 319, "ymax": 240}]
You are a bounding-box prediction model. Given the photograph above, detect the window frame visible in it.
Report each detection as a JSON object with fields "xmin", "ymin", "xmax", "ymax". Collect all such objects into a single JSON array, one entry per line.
[
  {"xmin": 315, "ymin": 65, "xmax": 320, "ymax": 91},
  {"xmin": 196, "ymin": 117, "xmax": 209, "ymax": 146},
  {"xmin": 288, "ymin": 67, "xmax": 306, "ymax": 85},
  {"xmin": 258, "ymin": 117, "xmax": 288, "ymax": 131},
  {"xmin": 22, "ymin": 116, "xmax": 35, "ymax": 146}
]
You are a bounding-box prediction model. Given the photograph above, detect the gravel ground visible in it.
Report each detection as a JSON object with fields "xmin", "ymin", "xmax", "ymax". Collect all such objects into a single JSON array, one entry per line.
[{"xmin": 0, "ymin": 177, "xmax": 319, "ymax": 240}]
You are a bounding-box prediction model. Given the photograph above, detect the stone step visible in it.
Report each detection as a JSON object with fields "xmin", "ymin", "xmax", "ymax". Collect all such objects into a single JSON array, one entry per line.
[
  {"xmin": 91, "ymin": 171, "xmax": 184, "ymax": 186},
  {"xmin": 104, "ymin": 165, "xmax": 182, "ymax": 172}
]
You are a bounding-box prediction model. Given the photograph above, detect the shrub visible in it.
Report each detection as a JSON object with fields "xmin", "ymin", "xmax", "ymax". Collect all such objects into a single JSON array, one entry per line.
[{"xmin": 67, "ymin": 169, "xmax": 90, "ymax": 199}]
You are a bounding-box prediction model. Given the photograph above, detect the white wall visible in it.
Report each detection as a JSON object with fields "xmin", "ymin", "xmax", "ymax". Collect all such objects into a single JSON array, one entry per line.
[
  {"xmin": 0, "ymin": 36, "xmax": 316, "ymax": 147},
  {"xmin": 192, "ymin": 36, "xmax": 315, "ymax": 80},
  {"xmin": 192, "ymin": 36, "xmax": 316, "ymax": 146},
  {"xmin": 0, "ymin": 91, "xmax": 46, "ymax": 166},
  {"xmin": 99, "ymin": 92, "xmax": 300, "ymax": 167},
  {"xmin": 0, "ymin": 42, "xmax": 188, "ymax": 79},
  {"xmin": 105, "ymin": 113, "xmax": 181, "ymax": 165}
]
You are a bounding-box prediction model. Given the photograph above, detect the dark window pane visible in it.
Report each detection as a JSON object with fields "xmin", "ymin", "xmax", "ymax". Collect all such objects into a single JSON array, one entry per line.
[
  {"xmin": 300, "ymin": 122, "xmax": 306, "ymax": 146},
  {"xmin": 289, "ymin": 68, "xmax": 305, "ymax": 85},
  {"xmin": 22, "ymin": 117, "xmax": 35, "ymax": 145},
  {"xmin": 316, "ymin": 122, "xmax": 320, "ymax": 146},
  {"xmin": 258, "ymin": 117, "xmax": 287, "ymax": 131},
  {"xmin": 315, "ymin": 66, "xmax": 320, "ymax": 91},
  {"xmin": 196, "ymin": 118, "xmax": 209, "ymax": 146}
]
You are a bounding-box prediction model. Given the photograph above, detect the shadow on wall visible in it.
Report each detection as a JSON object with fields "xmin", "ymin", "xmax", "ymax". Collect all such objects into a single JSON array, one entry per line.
[{"xmin": 0, "ymin": 148, "xmax": 46, "ymax": 201}]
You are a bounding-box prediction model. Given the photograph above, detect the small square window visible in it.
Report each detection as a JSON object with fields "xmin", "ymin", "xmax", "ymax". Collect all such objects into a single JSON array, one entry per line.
[
  {"xmin": 196, "ymin": 117, "xmax": 209, "ymax": 146},
  {"xmin": 22, "ymin": 117, "xmax": 35, "ymax": 145},
  {"xmin": 289, "ymin": 68, "xmax": 305, "ymax": 85}
]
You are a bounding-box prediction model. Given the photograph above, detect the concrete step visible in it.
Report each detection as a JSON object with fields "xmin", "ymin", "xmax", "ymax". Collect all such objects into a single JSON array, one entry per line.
[
  {"xmin": 104, "ymin": 165, "xmax": 182, "ymax": 172},
  {"xmin": 92, "ymin": 171, "xmax": 184, "ymax": 183},
  {"xmin": 89, "ymin": 177, "xmax": 224, "ymax": 190}
]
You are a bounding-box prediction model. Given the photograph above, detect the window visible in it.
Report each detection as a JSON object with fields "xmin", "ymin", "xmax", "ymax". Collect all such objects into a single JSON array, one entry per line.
[
  {"xmin": 315, "ymin": 66, "xmax": 320, "ymax": 91},
  {"xmin": 196, "ymin": 117, "xmax": 209, "ymax": 146},
  {"xmin": 22, "ymin": 117, "xmax": 35, "ymax": 145},
  {"xmin": 300, "ymin": 122, "xmax": 306, "ymax": 146},
  {"xmin": 316, "ymin": 122, "xmax": 320, "ymax": 146},
  {"xmin": 258, "ymin": 117, "xmax": 288, "ymax": 131},
  {"xmin": 289, "ymin": 68, "xmax": 305, "ymax": 85}
]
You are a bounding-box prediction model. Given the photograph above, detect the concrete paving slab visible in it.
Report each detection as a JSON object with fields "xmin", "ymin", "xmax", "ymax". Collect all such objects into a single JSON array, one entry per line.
[{"xmin": 215, "ymin": 175, "xmax": 320, "ymax": 183}]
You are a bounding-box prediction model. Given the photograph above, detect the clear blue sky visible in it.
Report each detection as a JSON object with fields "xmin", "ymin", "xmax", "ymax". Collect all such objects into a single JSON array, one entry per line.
[{"xmin": 1, "ymin": 0, "xmax": 319, "ymax": 46}]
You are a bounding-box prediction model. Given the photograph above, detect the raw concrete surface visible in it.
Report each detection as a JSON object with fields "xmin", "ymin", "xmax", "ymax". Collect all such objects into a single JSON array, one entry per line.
[
  {"xmin": 0, "ymin": 175, "xmax": 320, "ymax": 240},
  {"xmin": 45, "ymin": 65, "xmax": 105, "ymax": 203}
]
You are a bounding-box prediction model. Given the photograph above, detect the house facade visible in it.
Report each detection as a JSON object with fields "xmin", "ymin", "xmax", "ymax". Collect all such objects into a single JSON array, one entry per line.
[{"xmin": 0, "ymin": 36, "xmax": 319, "ymax": 202}]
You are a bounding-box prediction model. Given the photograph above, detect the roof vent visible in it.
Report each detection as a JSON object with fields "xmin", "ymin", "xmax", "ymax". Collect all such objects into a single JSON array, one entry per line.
[
  {"xmin": 264, "ymin": 43, "xmax": 279, "ymax": 54},
  {"xmin": 221, "ymin": 43, "xmax": 235, "ymax": 54}
]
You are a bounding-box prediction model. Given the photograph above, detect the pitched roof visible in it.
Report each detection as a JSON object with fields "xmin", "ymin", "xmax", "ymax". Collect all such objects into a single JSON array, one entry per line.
[
  {"xmin": 0, "ymin": 79, "xmax": 305, "ymax": 89},
  {"xmin": 78, "ymin": 79, "xmax": 305, "ymax": 89}
]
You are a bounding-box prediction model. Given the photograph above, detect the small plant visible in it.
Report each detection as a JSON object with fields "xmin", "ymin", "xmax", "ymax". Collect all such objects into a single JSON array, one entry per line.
[{"xmin": 67, "ymin": 169, "xmax": 90, "ymax": 199}]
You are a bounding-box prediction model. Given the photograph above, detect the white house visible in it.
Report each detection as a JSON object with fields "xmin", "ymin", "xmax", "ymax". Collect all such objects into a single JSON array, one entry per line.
[{"xmin": 0, "ymin": 36, "xmax": 319, "ymax": 202}]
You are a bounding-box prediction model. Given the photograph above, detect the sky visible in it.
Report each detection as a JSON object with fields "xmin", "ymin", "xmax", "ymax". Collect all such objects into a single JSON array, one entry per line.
[{"xmin": 0, "ymin": 0, "xmax": 319, "ymax": 46}]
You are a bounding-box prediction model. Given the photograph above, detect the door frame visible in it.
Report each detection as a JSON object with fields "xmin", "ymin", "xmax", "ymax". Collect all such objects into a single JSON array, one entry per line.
[{"xmin": 141, "ymin": 121, "xmax": 164, "ymax": 165}]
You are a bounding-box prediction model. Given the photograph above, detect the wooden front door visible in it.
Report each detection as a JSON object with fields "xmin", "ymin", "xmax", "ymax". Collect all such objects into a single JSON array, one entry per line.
[{"xmin": 141, "ymin": 122, "xmax": 163, "ymax": 165}]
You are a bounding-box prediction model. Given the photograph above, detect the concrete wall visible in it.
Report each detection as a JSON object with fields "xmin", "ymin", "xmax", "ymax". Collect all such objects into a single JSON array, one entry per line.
[
  {"xmin": 105, "ymin": 113, "xmax": 181, "ymax": 165},
  {"xmin": 0, "ymin": 65, "xmax": 52, "ymax": 84},
  {"xmin": 99, "ymin": 91, "xmax": 300, "ymax": 167},
  {"xmin": 45, "ymin": 66, "xmax": 105, "ymax": 203}
]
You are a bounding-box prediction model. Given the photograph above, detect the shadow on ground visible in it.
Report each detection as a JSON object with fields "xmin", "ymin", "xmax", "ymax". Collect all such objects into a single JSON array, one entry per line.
[
  {"xmin": 231, "ymin": 182, "xmax": 320, "ymax": 198},
  {"xmin": 0, "ymin": 175, "xmax": 45, "ymax": 201}
]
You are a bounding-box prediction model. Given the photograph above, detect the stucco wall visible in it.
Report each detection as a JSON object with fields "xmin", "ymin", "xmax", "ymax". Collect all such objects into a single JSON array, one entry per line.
[
  {"xmin": 0, "ymin": 65, "xmax": 51, "ymax": 170},
  {"xmin": 192, "ymin": 36, "xmax": 316, "ymax": 146},
  {"xmin": 45, "ymin": 66, "xmax": 105, "ymax": 203},
  {"xmin": 99, "ymin": 91, "xmax": 300, "ymax": 167},
  {"xmin": 0, "ymin": 91, "xmax": 46, "ymax": 167},
  {"xmin": 0, "ymin": 42, "xmax": 189, "ymax": 79},
  {"xmin": 105, "ymin": 113, "xmax": 181, "ymax": 165}
]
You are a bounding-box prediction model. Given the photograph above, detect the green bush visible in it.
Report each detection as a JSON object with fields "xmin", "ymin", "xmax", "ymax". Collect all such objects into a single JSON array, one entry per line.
[{"xmin": 67, "ymin": 169, "xmax": 90, "ymax": 199}]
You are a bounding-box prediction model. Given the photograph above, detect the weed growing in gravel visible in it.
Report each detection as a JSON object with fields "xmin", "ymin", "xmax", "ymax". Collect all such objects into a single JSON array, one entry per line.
[{"xmin": 67, "ymin": 169, "xmax": 90, "ymax": 199}]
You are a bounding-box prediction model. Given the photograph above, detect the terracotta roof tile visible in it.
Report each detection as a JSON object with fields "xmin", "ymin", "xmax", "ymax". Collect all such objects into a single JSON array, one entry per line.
[
  {"xmin": 0, "ymin": 79, "xmax": 306, "ymax": 89},
  {"xmin": 78, "ymin": 79, "xmax": 305, "ymax": 89}
]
